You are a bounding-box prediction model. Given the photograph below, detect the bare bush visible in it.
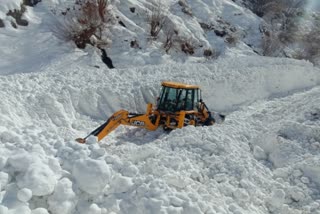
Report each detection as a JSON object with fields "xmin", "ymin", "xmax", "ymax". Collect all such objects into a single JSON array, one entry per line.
[
  {"xmin": 181, "ymin": 40, "xmax": 195, "ymax": 55},
  {"xmin": 178, "ymin": 0, "xmax": 192, "ymax": 16},
  {"xmin": 148, "ymin": 1, "xmax": 166, "ymax": 39},
  {"xmin": 163, "ymin": 29, "xmax": 178, "ymax": 53},
  {"xmin": 243, "ymin": 0, "xmax": 305, "ymax": 18},
  {"xmin": 7, "ymin": 4, "xmax": 28, "ymax": 27},
  {"xmin": 225, "ymin": 35, "xmax": 239, "ymax": 46},
  {"xmin": 249, "ymin": 0, "xmax": 307, "ymax": 57},
  {"xmin": 199, "ymin": 17, "xmax": 237, "ymax": 40},
  {"xmin": 178, "ymin": 0, "xmax": 187, "ymax": 7},
  {"xmin": 261, "ymin": 33, "xmax": 284, "ymax": 56},
  {"xmin": 53, "ymin": 0, "xmax": 113, "ymax": 49},
  {"xmin": 130, "ymin": 39, "xmax": 140, "ymax": 49},
  {"xmin": 203, "ymin": 48, "xmax": 218, "ymax": 59},
  {"xmin": 23, "ymin": 0, "xmax": 41, "ymax": 6},
  {"xmin": 299, "ymin": 16, "xmax": 320, "ymax": 64},
  {"xmin": 203, "ymin": 49, "xmax": 212, "ymax": 57}
]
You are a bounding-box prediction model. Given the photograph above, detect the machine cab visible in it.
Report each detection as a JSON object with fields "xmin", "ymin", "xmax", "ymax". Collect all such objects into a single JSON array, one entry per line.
[{"xmin": 157, "ymin": 81, "xmax": 200, "ymax": 112}]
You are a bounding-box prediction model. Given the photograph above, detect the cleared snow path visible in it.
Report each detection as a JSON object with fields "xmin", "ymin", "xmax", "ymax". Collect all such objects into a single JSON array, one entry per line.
[{"xmin": 0, "ymin": 56, "xmax": 320, "ymax": 214}]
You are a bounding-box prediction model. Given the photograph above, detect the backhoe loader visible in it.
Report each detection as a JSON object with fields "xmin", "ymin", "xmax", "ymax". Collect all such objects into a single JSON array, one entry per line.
[{"xmin": 76, "ymin": 81, "xmax": 225, "ymax": 144}]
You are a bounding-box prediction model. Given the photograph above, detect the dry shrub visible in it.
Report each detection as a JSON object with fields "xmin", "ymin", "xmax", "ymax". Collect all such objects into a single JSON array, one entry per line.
[
  {"xmin": 203, "ymin": 48, "xmax": 219, "ymax": 59},
  {"xmin": 203, "ymin": 48, "xmax": 218, "ymax": 59},
  {"xmin": 200, "ymin": 18, "xmax": 236, "ymax": 38},
  {"xmin": 130, "ymin": 39, "xmax": 140, "ymax": 49},
  {"xmin": 181, "ymin": 41, "xmax": 194, "ymax": 55},
  {"xmin": 199, "ymin": 22, "xmax": 212, "ymax": 31},
  {"xmin": 203, "ymin": 49, "xmax": 213, "ymax": 57},
  {"xmin": 178, "ymin": 0, "xmax": 192, "ymax": 16},
  {"xmin": 298, "ymin": 18, "xmax": 320, "ymax": 64},
  {"xmin": 130, "ymin": 7, "xmax": 135, "ymax": 13},
  {"xmin": 163, "ymin": 29, "xmax": 178, "ymax": 53},
  {"xmin": 178, "ymin": 0, "xmax": 187, "ymax": 7},
  {"xmin": 148, "ymin": 1, "xmax": 166, "ymax": 39},
  {"xmin": 6, "ymin": 4, "xmax": 28, "ymax": 27},
  {"xmin": 225, "ymin": 35, "xmax": 239, "ymax": 46},
  {"xmin": 254, "ymin": 0, "xmax": 305, "ymax": 57},
  {"xmin": 243, "ymin": 0, "xmax": 305, "ymax": 18},
  {"xmin": 261, "ymin": 32, "xmax": 284, "ymax": 56},
  {"xmin": 53, "ymin": 0, "xmax": 113, "ymax": 49},
  {"xmin": 23, "ymin": 0, "xmax": 41, "ymax": 6}
]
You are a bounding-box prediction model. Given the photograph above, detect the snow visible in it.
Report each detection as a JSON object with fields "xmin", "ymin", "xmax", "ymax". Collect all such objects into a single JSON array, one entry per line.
[
  {"xmin": 17, "ymin": 188, "xmax": 32, "ymax": 202},
  {"xmin": 72, "ymin": 159, "xmax": 111, "ymax": 195},
  {"xmin": 31, "ymin": 208, "xmax": 50, "ymax": 214},
  {"xmin": 0, "ymin": 0, "xmax": 320, "ymax": 214},
  {"xmin": 47, "ymin": 178, "xmax": 77, "ymax": 214}
]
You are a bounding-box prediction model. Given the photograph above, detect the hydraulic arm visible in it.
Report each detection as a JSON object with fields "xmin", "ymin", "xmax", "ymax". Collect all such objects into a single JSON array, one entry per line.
[{"xmin": 76, "ymin": 104, "xmax": 160, "ymax": 143}]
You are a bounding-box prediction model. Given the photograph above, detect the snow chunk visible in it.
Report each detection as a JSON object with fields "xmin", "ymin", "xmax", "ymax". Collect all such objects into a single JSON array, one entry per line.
[
  {"xmin": 0, "ymin": 131, "xmax": 21, "ymax": 144},
  {"xmin": 0, "ymin": 172, "xmax": 9, "ymax": 191},
  {"xmin": 88, "ymin": 204, "xmax": 101, "ymax": 214},
  {"xmin": 17, "ymin": 188, "xmax": 32, "ymax": 202},
  {"xmin": 269, "ymin": 189, "xmax": 286, "ymax": 209},
  {"xmin": 169, "ymin": 196, "xmax": 184, "ymax": 207},
  {"xmin": 31, "ymin": 208, "xmax": 50, "ymax": 214},
  {"xmin": 0, "ymin": 157, "xmax": 7, "ymax": 170},
  {"xmin": 163, "ymin": 174, "xmax": 190, "ymax": 189},
  {"xmin": 48, "ymin": 178, "xmax": 77, "ymax": 214},
  {"xmin": 289, "ymin": 187, "xmax": 304, "ymax": 202},
  {"xmin": 301, "ymin": 176, "xmax": 310, "ymax": 184},
  {"xmin": 86, "ymin": 135, "xmax": 98, "ymax": 145},
  {"xmin": 0, "ymin": 205, "xmax": 8, "ymax": 214},
  {"xmin": 72, "ymin": 159, "xmax": 111, "ymax": 195},
  {"xmin": 107, "ymin": 174, "xmax": 134, "ymax": 194},
  {"xmin": 302, "ymin": 165, "xmax": 320, "ymax": 186},
  {"xmin": 17, "ymin": 163, "xmax": 57, "ymax": 196},
  {"xmin": 253, "ymin": 146, "xmax": 267, "ymax": 160},
  {"xmin": 8, "ymin": 152, "xmax": 36, "ymax": 172}
]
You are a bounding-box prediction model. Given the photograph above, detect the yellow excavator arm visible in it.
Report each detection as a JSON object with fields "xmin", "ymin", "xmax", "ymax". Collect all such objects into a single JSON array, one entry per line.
[{"xmin": 76, "ymin": 104, "xmax": 160, "ymax": 143}]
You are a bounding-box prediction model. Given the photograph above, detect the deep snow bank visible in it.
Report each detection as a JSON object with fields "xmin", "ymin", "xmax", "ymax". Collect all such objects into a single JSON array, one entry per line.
[
  {"xmin": 0, "ymin": 55, "xmax": 319, "ymax": 141},
  {"xmin": 0, "ymin": 53, "xmax": 318, "ymax": 145}
]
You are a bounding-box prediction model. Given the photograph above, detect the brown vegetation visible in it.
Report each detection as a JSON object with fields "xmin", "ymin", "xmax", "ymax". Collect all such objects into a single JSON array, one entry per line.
[{"xmin": 53, "ymin": 0, "xmax": 113, "ymax": 49}]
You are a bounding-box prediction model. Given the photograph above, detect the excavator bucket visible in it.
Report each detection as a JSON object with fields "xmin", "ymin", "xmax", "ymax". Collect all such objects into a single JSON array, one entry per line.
[{"xmin": 75, "ymin": 138, "xmax": 86, "ymax": 144}]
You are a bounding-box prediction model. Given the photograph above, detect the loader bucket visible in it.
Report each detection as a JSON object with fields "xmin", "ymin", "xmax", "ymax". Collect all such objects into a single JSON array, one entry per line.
[{"xmin": 75, "ymin": 138, "xmax": 86, "ymax": 144}]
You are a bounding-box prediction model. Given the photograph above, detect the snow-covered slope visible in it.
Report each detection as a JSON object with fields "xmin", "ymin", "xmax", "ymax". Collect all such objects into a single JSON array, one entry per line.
[
  {"xmin": 1, "ymin": 1, "xmax": 320, "ymax": 214},
  {"xmin": 0, "ymin": 0, "xmax": 263, "ymax": 75}
]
